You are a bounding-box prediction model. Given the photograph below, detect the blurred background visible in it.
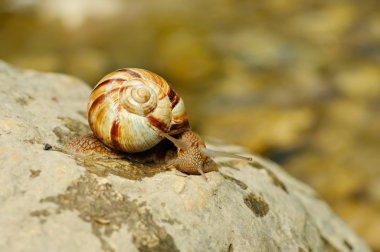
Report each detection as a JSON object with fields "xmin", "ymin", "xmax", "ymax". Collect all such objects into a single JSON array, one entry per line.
[{"xmin": 1, "ymin": 0, "xmax": 379, "ymax": 250}]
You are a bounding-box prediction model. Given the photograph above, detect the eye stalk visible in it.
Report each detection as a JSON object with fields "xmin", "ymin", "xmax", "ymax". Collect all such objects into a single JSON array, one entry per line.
[
  {"xmin": 200, "ymin": 148, "xmax": 252, "ymax": 161},
  {"xmin": 158, "ymin": 130, "xmax": 252, "ymax": 161},
  {"xmin": 157, "ymin": 131, "xmax": 190, "ymax": 151}
]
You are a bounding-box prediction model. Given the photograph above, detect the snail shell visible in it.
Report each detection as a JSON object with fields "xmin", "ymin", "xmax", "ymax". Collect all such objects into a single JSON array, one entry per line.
[{"xmin": 87, "ymin": 68, "xmax": 189, "ymax": 153}]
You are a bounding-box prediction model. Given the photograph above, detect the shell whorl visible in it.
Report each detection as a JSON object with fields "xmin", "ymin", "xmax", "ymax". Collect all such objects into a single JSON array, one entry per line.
[
  {"xmin": 118, "ymin": 79, "xmax": 158, "ymax": 116},
  {"xmin": 87, "ymin": 68, "xmax": 189, "ymax": 153}
]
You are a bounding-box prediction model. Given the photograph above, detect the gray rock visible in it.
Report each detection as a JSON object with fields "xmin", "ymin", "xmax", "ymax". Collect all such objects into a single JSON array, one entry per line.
[{"xmin": 0, "ymin": 61, "xmax": 370, "ymax": 252}]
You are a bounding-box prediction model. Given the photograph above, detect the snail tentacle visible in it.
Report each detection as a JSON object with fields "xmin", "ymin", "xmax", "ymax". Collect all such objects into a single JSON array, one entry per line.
[{"xmin": 200, "ymin": 148, "xmax": 252, "ymax": 161}]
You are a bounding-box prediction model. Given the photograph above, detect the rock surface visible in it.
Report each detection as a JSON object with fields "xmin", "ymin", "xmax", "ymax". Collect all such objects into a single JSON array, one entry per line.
[{"xmin": 0, "ymin": 61, "xmax": 370, "ymax": 252}]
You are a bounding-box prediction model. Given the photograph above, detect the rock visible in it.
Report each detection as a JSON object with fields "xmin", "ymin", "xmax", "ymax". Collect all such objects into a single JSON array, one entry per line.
[{"xmin": 0, "ymin": 61, "xmax": 370, "ymax": 252}]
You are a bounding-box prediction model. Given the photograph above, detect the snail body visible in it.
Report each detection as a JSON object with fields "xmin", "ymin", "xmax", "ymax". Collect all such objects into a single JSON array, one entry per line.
[{"xmin": 65, "ymin": 68, "xmax": 251, "ymax": 178}]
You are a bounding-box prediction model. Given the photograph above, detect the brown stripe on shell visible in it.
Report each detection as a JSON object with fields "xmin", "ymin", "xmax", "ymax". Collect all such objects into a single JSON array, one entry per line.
[
  {"xmin": 118, "ymin": 85, "xmax": 130, "ymax": 95},
  {"xmin": 167, "ymin": 88, "xmax": 180, "ymax": 108},
  {"xmin": 88, "ymin": 93, "xmax": 106, "ymax": 121},
  {"xmin": 116, "ymin": 68, "xmax": 141, "ymax": 78},
  {"xmin": 89, "ymin": 102, "xmax": 109, "ymax": 139},
  {"xmin": 149, "ymin": 74, "xmax": 167, "ymax": 99},
  {"xmin": 147, "ymin": 116, "xmax": 169, "ymax": 132},
  {"xmin": 169, "ymin": 119, "xmax": 190, "ymax": 134},
  {"xmin": 110, "ymin": 118, "xmax": 121, "ymax": 150},
  {"xmin": 95, "ymin": 78, "xmax": 126, "ymax": 90},
  {"xmin": 88, "ymin": 88, "xmax": 120, "ymax": 121},
  {"xmin": 151, "ymin": 73, "xmax": 164, "ymax": 88}
]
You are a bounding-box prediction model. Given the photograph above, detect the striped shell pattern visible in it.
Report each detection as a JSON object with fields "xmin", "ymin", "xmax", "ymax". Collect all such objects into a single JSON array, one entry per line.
[{"xmin": 87, "ymin": 68, "xmax": 189, "ymax": 153}]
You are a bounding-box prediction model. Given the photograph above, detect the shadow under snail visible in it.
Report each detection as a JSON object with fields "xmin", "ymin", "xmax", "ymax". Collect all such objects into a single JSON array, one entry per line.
[{"xmin": 64, "ymin": 68, "xmax": 252, "ymax": 179}]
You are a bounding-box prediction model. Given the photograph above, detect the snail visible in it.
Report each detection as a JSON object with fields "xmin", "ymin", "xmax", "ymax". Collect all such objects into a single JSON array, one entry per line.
[{"xmin": 64, "ymin": 68, "xmax": 252, "ymax": 178}]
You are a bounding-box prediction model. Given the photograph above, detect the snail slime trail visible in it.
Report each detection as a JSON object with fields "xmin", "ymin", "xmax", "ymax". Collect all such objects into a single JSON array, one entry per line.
[{"xmin": 65, "ymin": 68, "xmax": 252, "ymax": 179}]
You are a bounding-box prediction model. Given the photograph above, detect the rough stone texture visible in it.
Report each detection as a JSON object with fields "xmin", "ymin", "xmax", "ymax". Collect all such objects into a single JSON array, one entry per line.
[{"xmin": 0, "ymin": 61, "xmax": 370, "ymax": 252}]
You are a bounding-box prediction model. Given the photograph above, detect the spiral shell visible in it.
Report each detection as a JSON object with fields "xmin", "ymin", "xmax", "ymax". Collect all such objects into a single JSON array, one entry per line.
[{"xmin": 87, "ymin": 68, "xmax": 189, "ymax": 153}]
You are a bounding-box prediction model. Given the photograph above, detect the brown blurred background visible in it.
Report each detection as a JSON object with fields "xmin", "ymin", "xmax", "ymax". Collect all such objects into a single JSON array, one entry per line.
[{"xmin": 1, "ymin": 0, "xmax": 379, "ymax": 250}]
